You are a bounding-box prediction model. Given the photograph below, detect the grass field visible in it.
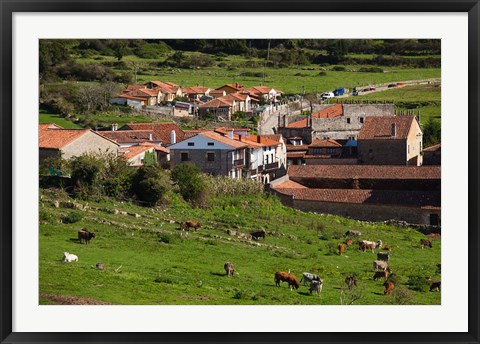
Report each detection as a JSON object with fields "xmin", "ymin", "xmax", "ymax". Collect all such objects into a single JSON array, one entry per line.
[
  {"xmin": 39, "ymin": 190, "xmax": 441, "ymax": 305},
  {"xmin": 39, "ymin": 111, "xmax": 82, "ymax": 129}
]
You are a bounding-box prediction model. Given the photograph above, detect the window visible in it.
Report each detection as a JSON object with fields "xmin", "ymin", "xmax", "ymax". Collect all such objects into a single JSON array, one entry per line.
[
  {"xmin": 188, "ymin": 142, "xmax": 195, "ymax": 146},
  {"xmin": 408, "ymin": 145, "xmax": 410, "ymax": 154},
  {"xmin": 346, "ymin": 118, "xmax": 351, "ymax": 124},
  {"xmin": 181, "ymin": 152, "xmax": 189, "ymax": 161},
  {"xmin": 313, "ymin": 148, "xmax": 321, "ymax": 155},
  {"xmin": 359, "ymin": 117, "xmax": 364, "ymax": 123},
  {"xmin": 327, "ymin": 148, "xmax": 336, "ymax": 154},
  {"xmin": 207, "ymin": 142, "xmax": 214, "ymax": 146},
  {"xmin": 206, "ymin": 152, "xmax": 215, "ymax": 162}
]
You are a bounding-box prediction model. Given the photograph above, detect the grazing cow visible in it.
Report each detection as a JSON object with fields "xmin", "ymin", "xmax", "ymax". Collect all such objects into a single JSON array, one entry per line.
[
  {"xmin": 96, "ymin": 262, "xmax": 105, "ymax": 270},
  {"xmin": 344, "ymin": 239, "xmax": 353, "ymax": 246},
  {"xmin": 274, "ymin": 271, "xmax": 300, "ymax": 290},
  {"xmin": 299, "ymin": 272, "xmax": 320, "ymax": 286},
  {"xmin": 382, "ymin": 245, "xmax": 392, "ymax": 251},
  {"xmin": 377, "ymin": 252, "xmax": 390, "ymax": 262},
  {"xmin": 383, "ymin": 281, "xmax": 395, "ymax": 295},
  {"xmin": 430, "ymin": 281, "xmax": 441, "ymax": 292},
  {"xmin": 62, "ymin": 252, "xmax": 78, "ymax": 263},
  {"xmin": 345, "ymin": 230, "xmax": 361, "ymax": 237},
  {"xmin": 224, "ymin": 262, "xmax": 235, "ymax": 277},
  {"xmin": 183, "ymin": 221, "xmax": 201, "ymax": 231},
  {"xmin": 420, "ymin": 239, "xmax": 433, "ymax": 249},
  {"xmin": 345, "ymin": 275, "xmax": 358, "ymax": 290},
  {"xmin": 359, "ymin": 240, "xmax": 382, "ymax": 253},
  {"xmin": 78, "ymin": 228, "xmax": 96, "ymax": 244},
  {"xmin": 373, "ymin": 270, "xmax": 389, "ymax": 282},
  {"xmin": 251, "ymin": 229, "xmax": 266, "ymax": 240},
  {"xmin": 338, "ymin": 243, "xmax": 345, "ymax": 256},
  {"xmin": 373, "ymin": 260, "xmax": 391, "ymax": 272},
  {"xmin": 309, "ymin": 279, "xmax": 324, "ymax": 296}
]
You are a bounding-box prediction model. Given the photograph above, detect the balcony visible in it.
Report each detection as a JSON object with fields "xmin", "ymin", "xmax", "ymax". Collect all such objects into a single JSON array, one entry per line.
[
  {"xmin": 264, "ymin": 162, "xmax": 279, "ymax": 171},
  {"xmin": 233, "ymin": 158, "xmax": 244, "ymax": 167}
]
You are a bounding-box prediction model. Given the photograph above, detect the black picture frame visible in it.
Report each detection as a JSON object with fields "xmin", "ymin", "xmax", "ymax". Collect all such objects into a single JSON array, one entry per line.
[{"xmin": 1, "ymin": 1, "xmax": 479, "ymax": 343}]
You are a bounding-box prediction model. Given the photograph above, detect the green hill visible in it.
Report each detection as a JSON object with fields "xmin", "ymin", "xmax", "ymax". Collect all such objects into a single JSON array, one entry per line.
[{"xmin": 39, "ymin": 189, "xmax": 441, "ymax": 305}]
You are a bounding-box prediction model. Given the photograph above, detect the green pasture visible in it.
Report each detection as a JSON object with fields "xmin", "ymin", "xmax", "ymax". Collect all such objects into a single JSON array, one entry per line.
[
  {"xmin": 39, "ymin": 111, "xmax": 82, "ymax": 129},
  {"xmin": 39, "ymin": 192, "xmax": 441, "ymax": 305}
]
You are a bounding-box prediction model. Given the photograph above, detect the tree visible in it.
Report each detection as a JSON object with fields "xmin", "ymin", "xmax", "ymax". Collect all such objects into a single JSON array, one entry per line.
[
  {"xmin": 113, "ymin": 42, "xmax": 127, "ymax": 61},
  {"xmin": 69, "ymin": 154, "xmax": 102, "ymax": 188},
  {"xmin": 131, "ymin": 166, "xmax": 171, "ymax": 206},
  {"xmin": 171, "ymin": 163, "xmax": 207, "ymax": 205},
  {"xmin": 422, "ymin": 119, "xmax": 441, "ymax": 147}
]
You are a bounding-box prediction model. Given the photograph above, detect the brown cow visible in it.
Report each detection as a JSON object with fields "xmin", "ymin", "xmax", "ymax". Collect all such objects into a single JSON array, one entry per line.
[
  {"xmin": 78, "ymin": 228, "xmax": 95, "ymax": 244},
  {"xmin": 344, "ymin": 239, "xmax": 353, "ymax": 246},
  {"xmin": 420, "ymin": 238, "xmax": 433, "ymax": 249},
  {"xmin": 383, "ymin": 281, "xmax": 395, "ymax": 295},
  {"xmin": 373, "ymin": 270, "xmax": 389, "ymax": 282},
  {"xmin": 274, "ymin": 271, "xmax": 300, "ymax": 290},
  {"xmin": 338, "ymin": 243, "xmax": 345, "ymax": 256},
  {"xmin": 182, "ymin": 221, "xmax": 201, "ymax": 231},
  {"xmin": 224, "ymin": 262, "xmax": 235, "ymax": 277},
  {"xmin": 345, "ymin": 275, "xmax": 358, "ymax": 291}
]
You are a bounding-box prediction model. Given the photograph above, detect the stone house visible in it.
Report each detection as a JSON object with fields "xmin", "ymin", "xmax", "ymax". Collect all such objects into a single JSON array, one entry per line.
[
  {"xmin": 357, "ymin": 115, "xmax": 423, "ymax": 166},
  {"xmin": 183, "ymin": 86, "xmax": 212, "ymax": 102},
  {"xmin": 271, "ymin": 164, "xmax": 441, "ymax": 226},
  {"xmin": 39, "ymin": 124, "xmax": 119, "ymax": 162},
  {"xmin": 216, "ymin": 83, "xmax": 244, "ymax": 95},
  {"xmin": 119, "ymin": 143, "xmax": 170, "ymax": 166},
  {"xmin": 423, "ymin": 144, "xmax": 441, "ymax": 165},
  {"xmin": 145, "ymin": 81, "xmax": 183, "ymax": 102},
  {"xmin": 244, "ymin": 86, "xmax": 283, "ymax": 104},
  {"xmin": 197, "ymin": 98, "xmax": 234, "ymax": 120},
  {"xmin": 168, "ymin": 131, "xmax": 248, "ymax": 179}
]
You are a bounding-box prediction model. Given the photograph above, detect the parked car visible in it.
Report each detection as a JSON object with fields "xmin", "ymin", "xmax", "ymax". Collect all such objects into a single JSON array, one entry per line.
[
  {"xmin": 396, "ymin": 82, "xmax": 405, "ymax": 86},
  {"xmin": 352, "ymin": 90, "xmax": 359, "ymax": 96},
  {"xmin": 322, "ymin": 92, "xmax": 335, "ymax": 100},
  {"xmin": 388, "ymin": 83, "xmax": 397, "ymax": 88}
]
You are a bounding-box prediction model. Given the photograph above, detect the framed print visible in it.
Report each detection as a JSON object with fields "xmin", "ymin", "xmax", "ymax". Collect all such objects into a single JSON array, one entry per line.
[{"xmin": 1, "ymin": 1, "xmax": 479, "ymax": 343}]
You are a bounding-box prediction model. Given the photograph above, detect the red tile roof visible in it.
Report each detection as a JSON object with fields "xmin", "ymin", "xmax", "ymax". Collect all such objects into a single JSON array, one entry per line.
[
  {"xmin": 274, "ymin": 180, "xmax": 307, "ymax": 189},
  {"xmin": 210, "ymin": 90, "xmax": 226, "ymax": 95},
  {"xmin": 39, "ymin": 123, "xmax": 63, "ymax": 131},
  {"xmin": 199, "ymin": 131, "xmax": 248, "ymax": 149},
  {"xmin": 120, "ymin": 145, "xmax": 155, "ymax": 160},
  {"xmin": 217, "ymin": 83, "xmax": 244, "ymax": 91},
  {"xmin": 184, "ymin": 86, "xmax": 210, "ymax": 94},
  {"xmin": 120, "ymin": 122, "xmax": 185, "ymax": 145},
  {"xmin": 286, "ymin": 144, "xmax": 309, "ymax": 152},
  {"xmin": 357, "ymin": 116, "xmax": 415, "ymax": 140},
  {"xmin": 274, "ymin": 188, "xmax": 440, "ymax": 209},
  {"xmin": 309, "ymin": 139, "xmax": 342, "ymax": 148},
  {"xmin": 148, "ymin": 81, "xmax": 180, "ymax": 94},
  {"xmin": 198, "ymin": 98, "xmax": 233, "ymax": 108},
  {"xmin": 288, "ymin": 165, "xmax": 441, "ymax": 180},
  {"xmin": 287, "ymin": 104, "xmax": 343, "ymax": 128},
  {"xmin": 287, "ymin": 152, "xmax": 306, "ymax": 158},
  {"xmin": 100, "ymin": 130, "xmax": 155, "ymax": 144},
  {"xmin": 39, "ymin": 128, "xmax": 90, "ymax": 149},
  {"xmin": 423, "ymin": 143, "xmax": 441, "ymax": 152}
]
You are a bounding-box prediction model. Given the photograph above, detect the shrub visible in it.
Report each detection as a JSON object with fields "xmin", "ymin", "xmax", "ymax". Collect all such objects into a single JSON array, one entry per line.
[
  {"xmin": 158, "ymin": 233, "xmax": 174, "ymax": 244},
  {"xmin": 331, "ymin": 65, "xmax": 346, "ymax": 71},
  {"xmin": 62, "ymin": 211, "xmax": 83, "ymax": 224},
  {"xmin": 317, "ymin": 71, "xmax": 327, "ymax": 76},
  {"xmin": 39, "ymin": 209, "xmax": 55, "ymax": 223},
  {"xmin": 358, "ymin": 66, "xmax": 384, "ymax": 73},
  {"xmin": 407, "ymin": 275, "xmax": 430, "ymax": 292},
  {"xmin": 131, "ymin": 166, "xmax": 171, "ymax": 207},
  {"xmin": 171, "ymin": 163, "xmax": 207, "ymax": 205},
  {"xmin": 69, "ymin": 154, "xmax": 102, "ymax": 188}
]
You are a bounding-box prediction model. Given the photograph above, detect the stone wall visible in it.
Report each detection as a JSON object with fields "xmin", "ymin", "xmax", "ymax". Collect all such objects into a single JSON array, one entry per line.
[
  {"xmin": 358, "ymin": 139, "xmax": 407, "ymax": 165},
  {"xmin": 170, "ymin": 149, "xmax": 233, "ymax": 176},
  {"xmin": 62, "ymin": 131, "xmax": 119, "ymax": 160}
]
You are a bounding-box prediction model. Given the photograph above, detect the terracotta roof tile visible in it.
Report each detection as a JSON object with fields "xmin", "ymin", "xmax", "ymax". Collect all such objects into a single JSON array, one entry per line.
[
  {"xmin": 198, "ymin": 98, "xmax": 233, "ymax": 108},
  {"xmin": 120, "ymin": 145, "xmax": 155, "ymax": 160},
  {"xmin": 199, "ymin": 131, "xmax": 248, "ymax": 149},
  {"xmin": 423, "ymin": 143, "xmax": 441, "ymax": 152},
  {"xmin": 309, "ymin": 139, "xmax": 342, "ymax": 148},
  {"xmin": 274, "ymin": 188, "xmax": 440, "ymax": 209},
  {"xmin": 120, "ymin": 122, "xmax": 185, "ymax": 145},
  {"xmin": 100, "ymin": 130, "xmax": 155, "ymax": 144},
  {"xmin": 39, "ymin": 128, "xmax": 90, "ymax": 149},
  {"xmin": 287, "ymin": 152, "xmax": 306, "ymax": 158},
  {"xmin": 287, "ymin": 104, "xmax": 343, "ymax": 128},
  {"xmin": 357, "ymin": 116, "xmax": 415, "ymax": 140},
  {"xmin": 288, "ymin": 165, "xmax": 441, "ymax": 180},
  {"xmin": 286, "ymin": 144, "xmax": 309, "ymax": 152},
  {"xmin": 274, "ymin": 180, "xmax": 307, "ymax": 189},
  {"xmin": 184, "ymin": 86, "xmax": 210, "ymax": 94}
]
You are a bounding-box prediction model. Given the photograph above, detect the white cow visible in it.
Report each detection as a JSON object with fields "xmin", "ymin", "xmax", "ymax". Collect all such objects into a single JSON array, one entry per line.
[
  {"xmin": 62, "ymin": 252, "xmax": 78, "ymax": 263},
  {"xmin": 373, "ymin": 260, "xmax": 390, "ymax": 271},
  {"xmin": 300, "ymin": 272, "xmax": 320, "ymax": 286},
  {"xmin": 309, "ymin": 279, "xmax": 324, "ymax": 296}
]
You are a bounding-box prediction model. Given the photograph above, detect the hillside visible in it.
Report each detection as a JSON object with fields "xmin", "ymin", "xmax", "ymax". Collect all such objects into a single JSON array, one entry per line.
[{"xmin": 39, "ymin": 189, "xmax": 441, "ymax": 305}]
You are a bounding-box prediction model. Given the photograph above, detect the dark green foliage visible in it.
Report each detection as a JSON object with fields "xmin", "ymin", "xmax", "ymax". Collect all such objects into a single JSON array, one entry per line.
[
  {"xmin": 135, "ymin": 42, "xmax": 171, "ymax": 59},
  {"xmin": 131, "ymin": 166, "xmax": 171, "ymax": 207},
  {"xmin": 142, "ymin": 151, "xmax": 157, "ymax": 166},
  {"xmin": 422, "ymin": 119, "xmax": 441, "ymax": 147},
  {"xmin": 407, "ymin": 275, "xmax": 431, "ymax": 292},
  {"xmin": 61, "ymin": 211, "xmax": 83, "ymax": 224},
  {"xmin": 171, "ymin": 163, "xmax": 207, "ymax": 205},
  {"xmin": 331, "ymin": 66, "xmax": 346, "ymax": 72},
  {"xmin": 70, "ymin": 155, "xmax": 102, "ymax": 187},
  {"xmin": 358, "ymin": 66, "xmax": 384, "ymax": 73}
]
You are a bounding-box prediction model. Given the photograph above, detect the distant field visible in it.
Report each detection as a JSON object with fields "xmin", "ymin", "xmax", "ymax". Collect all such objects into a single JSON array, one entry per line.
[
  {"xmin": 39, "ymin": 112, "xmax": 82, "ymax": 129},
  {"xmin": 348, "ymin": 84, "xmax": 441, "ymax": 124},
  {"xmin": 40, "ymin": 191, "xmax": 441, "ymax": 305}
]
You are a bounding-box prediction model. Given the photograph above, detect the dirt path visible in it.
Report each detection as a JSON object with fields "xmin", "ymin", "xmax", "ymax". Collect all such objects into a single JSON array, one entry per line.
[{"xmin": 40, "ymin": 293, "xmax": 112, "ymax": 305}]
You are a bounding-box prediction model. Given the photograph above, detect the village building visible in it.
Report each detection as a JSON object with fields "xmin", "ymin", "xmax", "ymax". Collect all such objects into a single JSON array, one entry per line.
[
  {"xmin": 422, "ymin": 143, "xmax": 441, "ymax": 165},
  {"xmin": 119, "ymin": 143, "xmax": 170, "ymax": 167},
  {"xmin": 271, "ymin": 164, "xmax": 441, "ymax": 226},
  {"xmin": 243, "ymin": 86, "xmax": 283, "ymax": 105},
  {"xmin": 183, "ymin": 86, "xmax": 211, "ymax": 102},
  {"xmin": 39, "ymin": 124, "xmax": 119, "ymax": 162},
  {"xmin": 119, "ymin": 122, "xmax": 185, "ymax": 146},
  {"xmin": 357, "ymin": 115, "xmax": 423, "ymax": 166},
  {"xmin": 216, "ymin": 83, "xmax": 244, "ymax": 94},
  {"xmin": 144, "ymin": 81, "xmax": 183, "ymax": 102}
]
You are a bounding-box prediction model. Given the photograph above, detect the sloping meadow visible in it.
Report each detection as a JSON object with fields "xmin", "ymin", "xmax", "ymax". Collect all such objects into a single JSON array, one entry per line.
[{"xmin": 39, "ymin": 191, "xmax": 441, "ymax": 305}]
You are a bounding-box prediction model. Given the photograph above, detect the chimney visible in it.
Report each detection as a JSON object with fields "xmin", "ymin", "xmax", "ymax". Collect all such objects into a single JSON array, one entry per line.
[
  {"xmin": 391, "ymin": 123, "xmax": 396, "ymax": 137},
  {"xmin": 149, "ymin": 133, "xmax": 153, "ymax": 141},
  {"xmin": 111, "ymin": 123, "xmax": 118, "ymax": 131},
  {"xmin": 227, "ymin": 129, "xmax": 233, "ymax": 140},
  {"xmin": 257, "ymin": 135, "xmax": 261, "ymax": 143},
  {"xmin": 170, "ymin": 130, "xmax": 176, "ymax": 144}
]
